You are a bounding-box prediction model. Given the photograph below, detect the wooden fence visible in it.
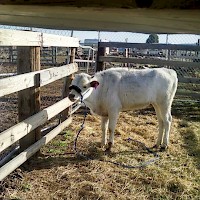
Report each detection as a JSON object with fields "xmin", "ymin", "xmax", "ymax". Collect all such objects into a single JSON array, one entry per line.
[
  {"xmin": 96, "ymin": 42, "xmax": 200, "ymax": 99},
  {"xmin": 0, "ymin": 29, "xmax": 79, "ymax": 181}
]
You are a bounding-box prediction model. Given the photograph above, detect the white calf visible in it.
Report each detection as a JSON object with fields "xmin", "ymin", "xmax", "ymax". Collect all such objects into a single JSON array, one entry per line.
[{"xmin": 69, "ymin": 67, "xmax": 178, "ymax": 151}]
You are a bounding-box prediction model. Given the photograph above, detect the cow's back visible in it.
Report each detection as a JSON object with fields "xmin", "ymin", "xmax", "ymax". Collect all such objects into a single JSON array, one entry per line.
[{"xmin": 87, "ymin": 67, "xmax": 177, "ymax": 114}]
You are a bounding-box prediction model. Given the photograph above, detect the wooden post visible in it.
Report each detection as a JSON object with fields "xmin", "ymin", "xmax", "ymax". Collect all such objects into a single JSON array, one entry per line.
[
  {"xmin": 87, "ymin": 48, "xmax": 91, "ymax": 73},
  {"xmin": 8, "ymin": 47, "xmax": 13, "ymax": 63},
  {"xmin": 17, "ymin": 46, "xmax": 41, "ymax": 152},
  {"xmin": 52, "ymin": 47, "xmax": 57, "ymax": 65},
  {"xmin": 123, "ymin": 48, "xmax": 129, "ymax": 67},
  {"xmin": 61, "ymin": 47, "xmax": 76, "ymax": 121},
  {"xmin": 92, "ymin": 48, "xmax": 95, "ymax": 70},
  {"xmin": 96, "ymin": 42, "xmax": 105, "ymax": 72}
]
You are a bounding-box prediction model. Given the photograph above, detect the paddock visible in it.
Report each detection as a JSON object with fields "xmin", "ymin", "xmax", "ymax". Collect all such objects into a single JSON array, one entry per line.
[{"xmin": 0, "ymin": 1, "xmax": 200, "ymax": 199}]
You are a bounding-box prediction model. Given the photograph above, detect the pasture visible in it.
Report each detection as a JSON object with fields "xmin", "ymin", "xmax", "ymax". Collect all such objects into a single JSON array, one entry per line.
[{"xmin": 1, "ymin": 100, "xmax": 199, "ymax": 200}]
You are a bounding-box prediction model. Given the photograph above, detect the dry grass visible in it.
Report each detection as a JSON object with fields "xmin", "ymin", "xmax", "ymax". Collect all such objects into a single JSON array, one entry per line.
[{"xmin": 1, "ymin": 104, "xmax": 200, "ymax": 200}]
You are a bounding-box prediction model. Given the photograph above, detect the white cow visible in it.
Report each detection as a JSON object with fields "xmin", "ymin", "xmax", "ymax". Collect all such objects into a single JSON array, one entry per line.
[{"xmin": 69, "ymin": 67, "xmax": 178, "ymax": 151}]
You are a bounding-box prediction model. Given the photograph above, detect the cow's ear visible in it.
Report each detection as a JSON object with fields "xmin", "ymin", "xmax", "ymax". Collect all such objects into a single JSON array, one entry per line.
[{"xmin": 90, "ymin": 81, "xmax": 99, "ymax": 89}]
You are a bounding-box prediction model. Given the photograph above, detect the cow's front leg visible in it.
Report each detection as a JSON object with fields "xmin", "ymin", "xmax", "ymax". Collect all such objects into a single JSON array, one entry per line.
[
  {"xmin": 106, "ymin": 112, "xmax": 119, "ymax": 152},
  {"xmin": 101, "ymin": 116, "xmax": 109, "ymax": 147}
]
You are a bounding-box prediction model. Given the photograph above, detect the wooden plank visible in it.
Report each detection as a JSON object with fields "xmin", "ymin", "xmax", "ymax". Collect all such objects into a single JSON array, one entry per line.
[
  {"xmin": 80, "ymin": 45, "xmax": 96, "ymax": 51},
  {"xmin": 0, "ymin": 97, "xmax": 73, "ymax": 153},
  {"xmin": 39, "ymin": 63, "xmax": 78, "ymax": 86},
  {"xmin": 96, "ymin": 43, "xmax": 106, "ymax": 72},
  {"xmin": 178, "ymin": 77, "xmax": 200, "ymax": 84},
  {"xmin": 0, "ymin": 29, "xmax": 41, "ymax": 46},
  {"xmin": 74, "ymin": 59, "xmax": 95, "ymax": 63},
  {"xmin": 99, "ymin": 56, "xmax": 200, "ymax": 68},
  {"xmin": 0, "ymin": 63, "xmax": 78, "ymax": 97},
  {"xmin": 61, "ymin": 47, "xmax": 76, "ymax": 122},
  {"xmin": 99, "ymin": 42, "xmax": 200, "ymax": 51},
  {"xmin": 42, "ymin": 33, "xmax": 79, "ymax": 47},
  {"xmin": 0, "ymin": 6, "xmax": 200, "ymax": 34},
  {"xmin": 0, "ymin": 29, "xmax": 79, "ymax": 47},
  {"xmin": 0, "ymin": 117, "xmax": 72, "ymax": 181},
  {"xmin": 17, "ymin": 46, "xmax": 41, "ymax": 152}
]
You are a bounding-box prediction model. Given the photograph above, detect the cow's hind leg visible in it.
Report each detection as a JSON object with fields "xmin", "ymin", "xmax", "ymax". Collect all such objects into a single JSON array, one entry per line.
[
  {"xmin": 159, "ymin": 104, "xmax": 172, "ymax": 150},
  {"xmin": 106, "ymin": 111, "xmax": 119, "ymax": 152},
  {"xmin": 101, "ymin": 116, "xmax": 109, "ymax": 146},
  {"xmin": 152, "ymin": 104, "xmax": 164, "ymax": 148},
  {"xmin": 161, "ymin": 108, "xmax": 172, "ymax": 150}
]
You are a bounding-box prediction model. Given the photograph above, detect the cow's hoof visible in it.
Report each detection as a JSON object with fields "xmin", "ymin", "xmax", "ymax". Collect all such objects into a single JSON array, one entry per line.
[
  {"xmin": 105, "ymin": 148, "xmax": 111, "ymax": 154},
  {"xmin": 105, "ymin": 142, "xmax": 112, "ymax": 154},
  {"xmin": 160, "ymin": 146, "xmax": 168, "ymax": 152},
  {"xmin": 101, "ymin": 143, "xmax": 107, "ymax": 148},
  {"xmin": 152, "ymin": 144, "xmax": 159, "ymax": 149}
]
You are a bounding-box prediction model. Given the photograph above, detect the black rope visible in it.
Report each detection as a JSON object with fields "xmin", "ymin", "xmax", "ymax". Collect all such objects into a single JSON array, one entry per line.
[{"xmin": 73, "ymin": 96, "xmax": 88, "ymax": 158}]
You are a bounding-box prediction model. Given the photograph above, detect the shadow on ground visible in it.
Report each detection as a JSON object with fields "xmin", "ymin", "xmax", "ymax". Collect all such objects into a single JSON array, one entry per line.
[
  {"xmin": 21, "ymin": 140, "xmax": 160, "ymax": 172},
  {"xmin": 172, "ymin": 99, "xmax": 200, "ymax": 121},
  {"xmin": 173, "ymin": 99, "xmax": 200, "ymax": 169}
]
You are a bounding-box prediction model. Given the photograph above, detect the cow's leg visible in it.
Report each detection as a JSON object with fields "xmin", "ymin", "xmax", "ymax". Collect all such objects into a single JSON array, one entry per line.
[
  {"xmin": 152, "ymin": 104, "xmax": 164, "ymax": 148},
  {"xmin": 161, "ymin": 109, "xmax": 172, "ymax": 150},
  {"xmin": 106, "ymin": 111, "xmax": 119, "ymax": 152},
  {"xmin": 159, "ymin": 104, "xmax": 172, "ymax": 150},
  {"xmin": 101, "ymin": 116, "xmax": 109, "ymax": 146}
]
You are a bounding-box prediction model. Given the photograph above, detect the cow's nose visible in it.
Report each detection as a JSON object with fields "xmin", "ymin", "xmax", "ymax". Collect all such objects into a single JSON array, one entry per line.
[{"xmin": 69, "ymin": 93, "xmax": 75, "ymax": 101}]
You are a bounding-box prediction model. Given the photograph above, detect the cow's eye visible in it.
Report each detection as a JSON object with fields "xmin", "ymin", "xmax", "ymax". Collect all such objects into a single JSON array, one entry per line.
[{"xmin": 83, "ymin": 86, "xmax": 87, "ymax": 88}]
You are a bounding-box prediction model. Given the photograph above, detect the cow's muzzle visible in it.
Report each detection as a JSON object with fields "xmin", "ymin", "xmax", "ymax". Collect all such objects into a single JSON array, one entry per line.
[
  {"xmin": 69, "ymin": 85, "xmax": 83, "ymax": 101},
  {"xmin": 68, "ymin": 93, "xmax": 76, "ymax": 101}
]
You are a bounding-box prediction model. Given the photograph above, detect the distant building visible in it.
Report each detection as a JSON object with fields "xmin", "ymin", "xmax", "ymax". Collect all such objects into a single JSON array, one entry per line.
[{"xmin": 84, "ymin": 39, "xmax": 99, "ymax": 47}]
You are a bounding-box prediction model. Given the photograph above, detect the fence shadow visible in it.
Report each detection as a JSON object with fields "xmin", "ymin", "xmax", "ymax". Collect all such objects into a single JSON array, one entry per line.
[
  {"xmin": 172, "ymin": 99, "xmax": 200, "ymax": 169},
  {"xmin": 21, "ymin": 141, "xmax": 159, "ymax": 171},
  {"xmin": 179, "ymin": 123, "xmax": 200, "ymax": 169},
  {"xmin": 172, "ymin": 99, "xmax": 200, "ymax": 121}
]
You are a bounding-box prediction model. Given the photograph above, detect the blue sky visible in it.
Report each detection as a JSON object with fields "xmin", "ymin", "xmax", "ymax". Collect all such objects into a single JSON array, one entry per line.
[
  {"xmin": 72, "ymin": 31, "xmax": 200, "ymax": 44},
  {"xmin": 0, "ymin": 25, "xmax": 200, "ymax": 44}
]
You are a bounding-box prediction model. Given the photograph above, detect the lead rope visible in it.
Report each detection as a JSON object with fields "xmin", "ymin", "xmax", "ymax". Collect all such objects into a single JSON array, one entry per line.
[
  {"xmin": 73, "ymin": 97, "xmax": 160, "ymax": 168},
  {"xmin": 106, "ymin": 138, "xmax": 160, "ymax": 169},
  {"xmin": 73, "ymin": 95, "xmax": 89, "ymax": 159}
]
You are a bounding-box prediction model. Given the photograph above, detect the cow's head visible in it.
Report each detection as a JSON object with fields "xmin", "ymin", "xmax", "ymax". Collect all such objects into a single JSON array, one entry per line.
[{"xmin": 69, "ymin": 73, "xmax": 99, "ymax": 102}]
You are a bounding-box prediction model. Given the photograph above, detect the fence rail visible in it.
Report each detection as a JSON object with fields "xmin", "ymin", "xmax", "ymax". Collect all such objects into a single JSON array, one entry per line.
[
  {"xmin": 0, "ymin": 63, "xmax": 77, "ymax": 97},
  {"xmin": 99, "ymin": 56, "xmax": 200, "ymax": 69},
  {"xmin": 99, "ymin": 42, "xmax": 200, "ymax": 51},
  {"xmin": 0, "ymin": 29, "xmax": 79, "ymax": 47}
]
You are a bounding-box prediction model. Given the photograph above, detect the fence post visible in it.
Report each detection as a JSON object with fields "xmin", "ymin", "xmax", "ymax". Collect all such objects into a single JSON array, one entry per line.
[
  {"xmin": 52, "ymin": 47, "xmax": 57, "ymax": 65},
  {"xmin": 17, "ymin": 46, "xmax": 41, "ymax": 152},
  {"xmin": 96, "ymin": 42, "xmax": 106, "ymax": 72},
  {"xmin": 8, "ymin": 47, "xmax": 13, "ymax": 63},
  {"xmin": 61, "ymin": 47, "xmax": 76, "ymax": 121}
]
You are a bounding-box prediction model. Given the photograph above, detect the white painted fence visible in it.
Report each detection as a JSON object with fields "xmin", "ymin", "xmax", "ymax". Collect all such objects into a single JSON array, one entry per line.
[{"xmin": 0, "ymin": 29, "xmax": 79, "ymax": 181}]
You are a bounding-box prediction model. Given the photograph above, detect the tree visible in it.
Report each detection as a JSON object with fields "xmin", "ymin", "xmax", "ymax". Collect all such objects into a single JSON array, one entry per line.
[{"xmin": 146, "ymin": 34, "xmax": 159, "ymax": 43}]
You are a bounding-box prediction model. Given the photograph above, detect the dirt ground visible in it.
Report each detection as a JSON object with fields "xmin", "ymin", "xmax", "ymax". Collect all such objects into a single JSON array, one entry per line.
[{"xmin": 0, "ymin": 102, "xmax": 199, "ymax": 200}]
